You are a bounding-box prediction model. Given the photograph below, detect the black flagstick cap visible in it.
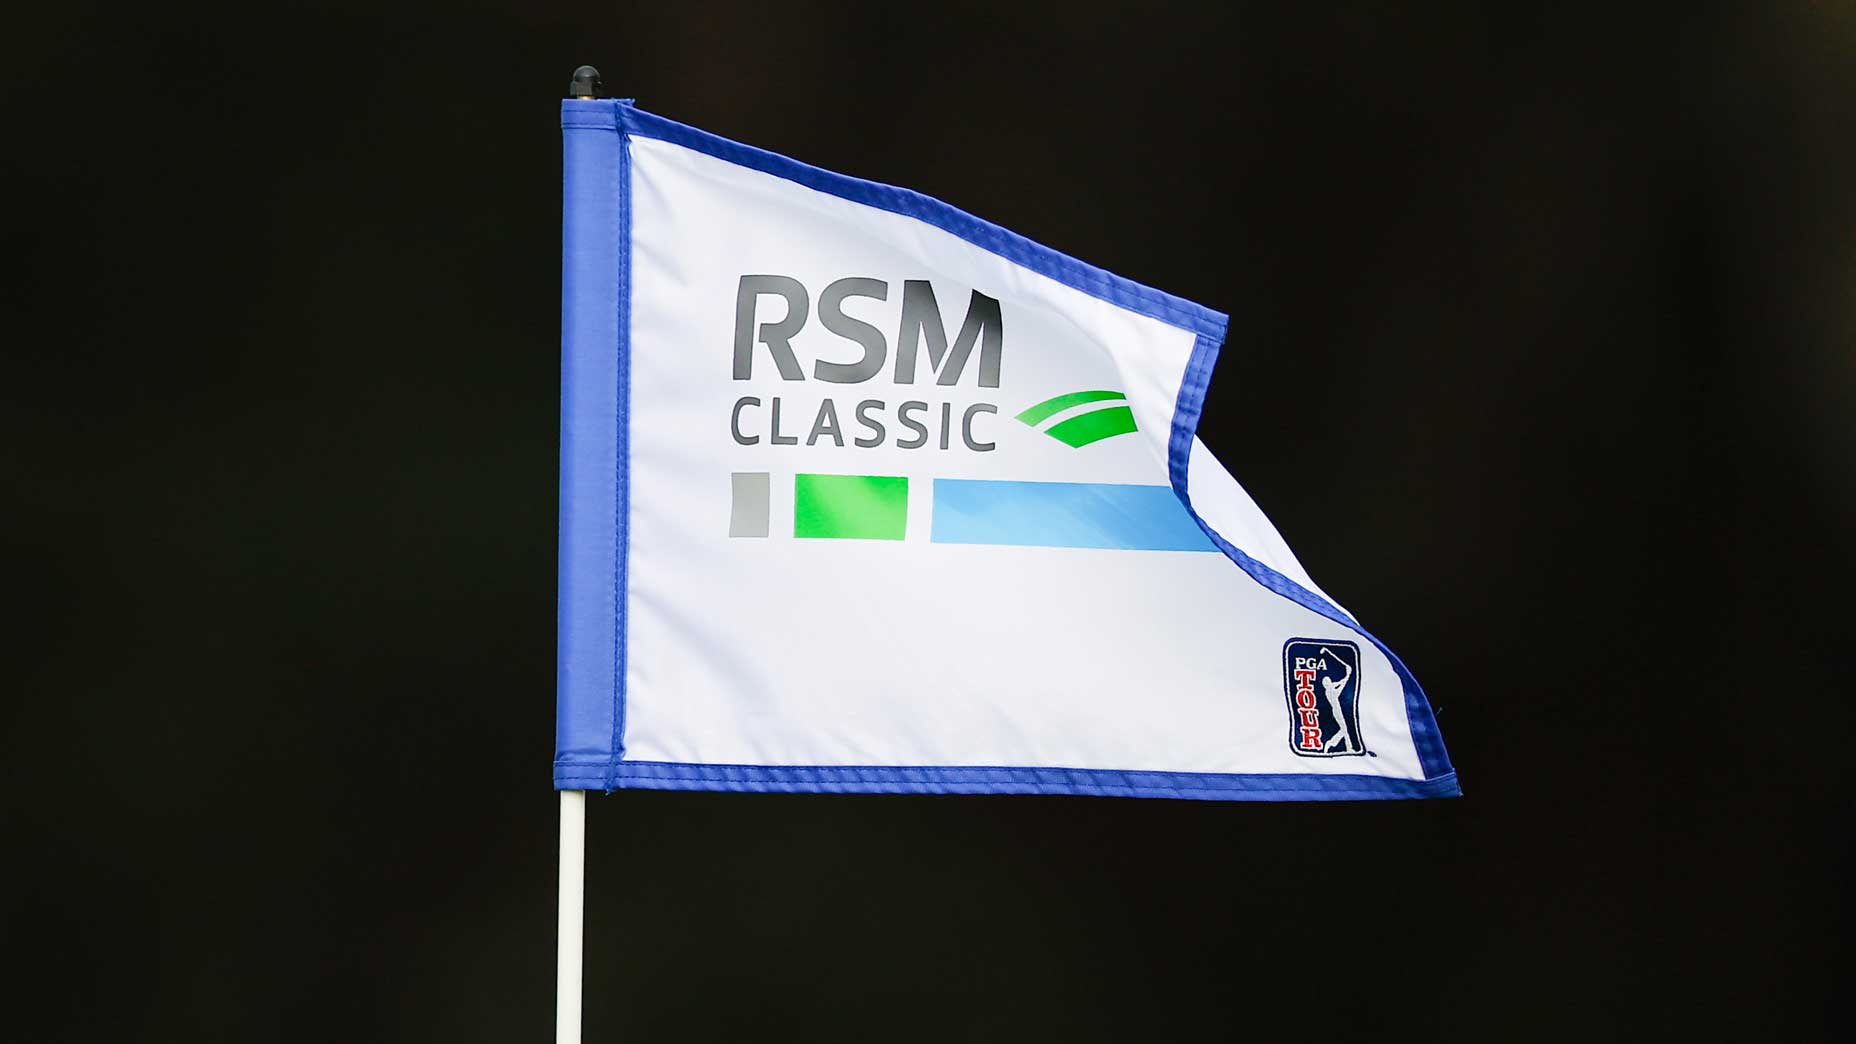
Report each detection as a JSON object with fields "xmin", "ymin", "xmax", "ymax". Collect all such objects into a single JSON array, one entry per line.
[{"xmin": 568, "ymin": 65, "xmax": 601, "ymax": 99}]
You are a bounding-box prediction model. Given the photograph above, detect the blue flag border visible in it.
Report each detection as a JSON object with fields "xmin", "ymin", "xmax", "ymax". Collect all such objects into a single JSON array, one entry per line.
[{"xmin": 557, "ymin": 100, "xmax": 1458, "ymax": 801}]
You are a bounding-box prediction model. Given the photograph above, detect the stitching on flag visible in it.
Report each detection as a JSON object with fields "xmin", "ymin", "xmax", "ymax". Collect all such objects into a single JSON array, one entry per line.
[
  {"xmin": 554, "ymin": 759, "xmax": 1461, "ymax": 801},
  {"xmin": 608, "ymin": 116, "xmax": 634, "ymax": 788}
]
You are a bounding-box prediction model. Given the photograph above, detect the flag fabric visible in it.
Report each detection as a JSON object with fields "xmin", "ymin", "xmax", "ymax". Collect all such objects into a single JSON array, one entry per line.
[{"xmin": 556, "ymin": 99, "xmax": 1458, "ymax": 801}]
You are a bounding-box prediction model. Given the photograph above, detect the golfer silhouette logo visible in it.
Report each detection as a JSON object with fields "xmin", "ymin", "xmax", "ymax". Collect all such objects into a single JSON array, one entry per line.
[{"xmin": 1282, "ymin": 639, "xmax": 1366, "ymax": 757}]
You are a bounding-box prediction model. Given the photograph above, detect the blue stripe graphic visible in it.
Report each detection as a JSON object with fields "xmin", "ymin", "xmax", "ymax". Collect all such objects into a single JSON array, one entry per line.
[{"xmin": 932, "ymin": 480, "xmax": 1217, "ymax": 552}]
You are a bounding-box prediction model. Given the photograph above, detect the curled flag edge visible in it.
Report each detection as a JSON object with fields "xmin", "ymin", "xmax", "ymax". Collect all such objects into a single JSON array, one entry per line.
[{"xmin": 1166, "ymin": 334, "xmax": 1457, "ymax": 788}]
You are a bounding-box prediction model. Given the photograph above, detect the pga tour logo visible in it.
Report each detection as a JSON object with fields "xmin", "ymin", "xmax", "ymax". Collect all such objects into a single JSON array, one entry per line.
[{"xmin": 1282, "ymin": 639, "xmax": 1365, "ymax": 757}]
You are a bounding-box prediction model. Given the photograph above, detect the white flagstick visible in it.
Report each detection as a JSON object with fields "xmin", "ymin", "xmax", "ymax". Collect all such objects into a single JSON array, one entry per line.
[{"xmin": 557, "ymin": 789, "xmax": 586, "ymax": 1044}]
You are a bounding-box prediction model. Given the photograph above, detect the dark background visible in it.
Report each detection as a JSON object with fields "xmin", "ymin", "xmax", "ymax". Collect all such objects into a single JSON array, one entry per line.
[{"xmin": 4, "ymin": 2, "xmax": 1849, "ymax": 1040}]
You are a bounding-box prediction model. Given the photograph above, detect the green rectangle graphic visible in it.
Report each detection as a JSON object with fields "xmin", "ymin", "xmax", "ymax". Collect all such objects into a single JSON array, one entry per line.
[{"xmin": 794, "ymin": 474, "xmax": 908, "ymax": 540}]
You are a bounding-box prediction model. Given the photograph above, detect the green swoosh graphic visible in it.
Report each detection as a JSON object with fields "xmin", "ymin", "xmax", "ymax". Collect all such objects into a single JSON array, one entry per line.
[
  {"xmin": 1044, "ymin": 405, "xmax": 1138, "ymax": 448},
  {"xmin": 1014, "ymin": 389, "xmax": 1128, "ymax": 427}
]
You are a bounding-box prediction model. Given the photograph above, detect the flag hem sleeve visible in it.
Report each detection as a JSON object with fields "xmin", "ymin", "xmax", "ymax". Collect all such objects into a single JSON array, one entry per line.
[{"xmin": 555, "ymin": 101, "xmax": 629, "ymax": 782}]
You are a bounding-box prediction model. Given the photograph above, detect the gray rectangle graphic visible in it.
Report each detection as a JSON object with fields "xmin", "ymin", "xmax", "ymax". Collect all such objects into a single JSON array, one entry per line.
[{"xmin": 729, "ymin": 472, "xmax": 770, "ymax": 537}]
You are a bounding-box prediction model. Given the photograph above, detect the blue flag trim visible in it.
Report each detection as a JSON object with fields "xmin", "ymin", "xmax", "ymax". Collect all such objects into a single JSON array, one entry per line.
[
  {"xmin": 557, "ymin": 100, "xmax": 1458, "ymax": 800},
  {"xmin": 553, "ymin": 760, "xmax": 1460, "ymax": 802}
]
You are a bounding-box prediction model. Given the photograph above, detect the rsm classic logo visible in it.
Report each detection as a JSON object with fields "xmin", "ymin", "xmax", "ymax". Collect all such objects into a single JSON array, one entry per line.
[{"xmin": 729, "ymin": 275, "xmax": 1135, "ymax": 452}]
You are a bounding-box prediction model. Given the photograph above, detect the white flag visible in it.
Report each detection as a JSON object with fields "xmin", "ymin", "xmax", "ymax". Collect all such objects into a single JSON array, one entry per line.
[{"xmin": 556, "ymin": 100, "xmax": 1457, "ymax": 800}]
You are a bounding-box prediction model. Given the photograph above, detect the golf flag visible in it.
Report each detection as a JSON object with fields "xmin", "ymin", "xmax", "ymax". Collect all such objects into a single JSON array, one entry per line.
[{"xmin": 556, "ymin": 99, "xmax": 1458, "ymax": 801}]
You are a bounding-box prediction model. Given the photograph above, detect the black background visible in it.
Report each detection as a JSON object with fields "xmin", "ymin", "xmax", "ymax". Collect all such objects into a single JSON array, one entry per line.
[{"xmin": 5, "ymin": 2, "xmax": 1849, "ymax": 1040}]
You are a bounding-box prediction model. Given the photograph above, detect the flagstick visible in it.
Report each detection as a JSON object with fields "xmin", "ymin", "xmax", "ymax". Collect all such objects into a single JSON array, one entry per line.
[{"xmin": 557, "ymin": 789, "xmax": 586, "ymax": 1044}]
